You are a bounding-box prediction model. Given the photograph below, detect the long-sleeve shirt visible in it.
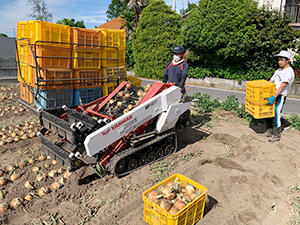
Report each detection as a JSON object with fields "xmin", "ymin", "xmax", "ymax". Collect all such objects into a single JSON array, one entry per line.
[{"xmin": 163, "ymin": 61, "xmax": 189, "ymax": 88}]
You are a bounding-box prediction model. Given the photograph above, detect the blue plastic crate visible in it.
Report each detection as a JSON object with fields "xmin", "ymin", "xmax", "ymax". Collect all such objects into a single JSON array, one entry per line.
[
  {"xmin": 74, "ymin": 87, "xmax": 102, "ymax": 105},
  {"xmin": 34, "ymin": 88, "xmax": 74, "ymax": 109}
]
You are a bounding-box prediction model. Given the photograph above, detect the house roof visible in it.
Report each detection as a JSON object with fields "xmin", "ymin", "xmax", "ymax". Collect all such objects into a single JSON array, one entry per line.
[{"xmin": 97, "ymin": 16, "xmax": 124, "ymax": 29}]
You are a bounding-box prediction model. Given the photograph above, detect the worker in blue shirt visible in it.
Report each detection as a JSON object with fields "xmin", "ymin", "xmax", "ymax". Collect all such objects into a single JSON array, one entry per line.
[{"xmin": 163, "ymin": 46, "xmax": 189, "ymax": 95}]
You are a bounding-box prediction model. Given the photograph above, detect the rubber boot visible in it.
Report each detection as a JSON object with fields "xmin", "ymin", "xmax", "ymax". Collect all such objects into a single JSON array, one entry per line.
[
  {"xmin": 268, "ymin": 127, "xmax": 281, "ymax": 142},
  {"xmin": 258, "ymin": 128, "xmax": 272, "ymax": 137}
]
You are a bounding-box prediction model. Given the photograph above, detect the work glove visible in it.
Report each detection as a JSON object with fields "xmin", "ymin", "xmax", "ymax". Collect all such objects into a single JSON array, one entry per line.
[{"xmin": 266, "ymin": 96, "xmax": 276, "ymax": 105}]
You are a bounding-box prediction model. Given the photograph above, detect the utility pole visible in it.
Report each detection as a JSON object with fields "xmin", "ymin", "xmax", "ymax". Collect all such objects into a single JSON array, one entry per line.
[{"xmin": 173, "ymin": 0, "xmax": 176, "ymax": 11}]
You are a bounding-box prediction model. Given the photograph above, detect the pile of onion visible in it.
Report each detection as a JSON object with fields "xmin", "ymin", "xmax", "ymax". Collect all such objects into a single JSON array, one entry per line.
[{"xmin": 147, "ymin": 181, "xmax": 201, "ymax": 215}]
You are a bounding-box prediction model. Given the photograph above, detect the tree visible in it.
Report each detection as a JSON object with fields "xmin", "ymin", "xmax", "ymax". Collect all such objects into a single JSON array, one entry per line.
[
  {"xmin": 120, "ymin": 8, "xmax": 135, "ymax": 39},
  {"xmin": 56, "ymin": 18, "xmax": 85, "ymax": 28},
  {"xmin": 106, "ymin": 0, "xmax": 130, "ymax": 20},
  {"xmin": 180, "ymin": 1, "xmax": 197, "ymax": 16},
  {"xmin": 0, "ymin": 33, "xmax": 8, "ymax": 37},
  {"xmin": 181, "ymin": 0, "xmax": 299, "ymax": 78},
  {"xmin": 27, "ymin": 0, "xmax": 53, "ymax": 22},
  {"xmin": 132, "ymin": 0, "xmax": 182, "ymax": 79},
  {"xmin": 127, "ymin": 0, "xmax": 148, "ymax": 29}
]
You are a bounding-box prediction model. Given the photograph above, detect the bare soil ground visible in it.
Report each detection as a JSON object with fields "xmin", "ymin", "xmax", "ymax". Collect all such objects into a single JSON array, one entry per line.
[{"xmin": 0, "ymin": 83, "xmax": 300, "ymax": 225}]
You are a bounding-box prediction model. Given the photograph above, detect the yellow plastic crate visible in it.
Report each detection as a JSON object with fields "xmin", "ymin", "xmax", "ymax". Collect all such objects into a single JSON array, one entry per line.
[
  {"xmin": 101, "ymin": 46, "xmax": 126, "ymax": 67},
  {"xmin": 246, "ymin": 80, "xmax": 275, "ymax": 102},
  {"xmin": 28, "ymin": 45, "xmax": 72, "ymax": 68},
  {"xmin": 72, "ymin": 49, "xmax": 101, "ymax": 69},
  {"xmin": 19, "ymin": 82, "xmax": 34, "ymax": 104},
  {"xmin": 16, "ymin": 40, "xmax": 29, "ymax": 64},
  {"xmin": 142, "ymin": 174, "xmax": 207, "ymax": 225},
  {"xmin": 245, "ymin": 97, "xmax": 275, "ymax": 119},
  {"xmin": 71, "ymin": 27, "xmax": 101, "ymax": 49},
  {"xmin": 26, "ymin": 20, "xmax": 71, "ymax": 48},
  {"xmin": 127, "ymin": 76, "xmax": 141, "ymax": 87},
  {"xmin": 32, "ymin": 68, "xmax": 74, "ymax": 90},
  {"xmin": 17, "ymin": 62, "xmax": 33, "ymax": 85},
  {"xmin": 17, "ymin": 21, "xmax": 28, "ymax": 39},
  {"xmin": 73, "ymin": 69, "xmax": 102, "ymax": 88},
  {"xmin": 102, "ymin": 83, "xmax": 117, "ymax": 96},
  {"xmin": 101, "ymin": 66, "xmax": 127, "ymax": 83},
  {"xmin": 95, "ymin": 28, "xmax": 126, "ymax": 47}
]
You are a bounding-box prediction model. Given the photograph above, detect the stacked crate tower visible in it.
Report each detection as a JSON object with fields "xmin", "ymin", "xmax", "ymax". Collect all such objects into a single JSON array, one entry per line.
[
  {"xmin": 245, "ymin": 80, "xmax": 276, "ymax": 119},
  {"xmin": 17, "ymin": 20, "xmax": 74, "ymax": 109},
  {"xmin": 16, "ymin": 20, "xmax": 136, "ymax": 109}
]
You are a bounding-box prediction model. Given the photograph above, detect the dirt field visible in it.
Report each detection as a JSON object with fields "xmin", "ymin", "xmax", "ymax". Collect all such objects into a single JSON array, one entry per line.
[{"xmin": 0, "ymin": 83, "xmax": 300, "ymax": 225}]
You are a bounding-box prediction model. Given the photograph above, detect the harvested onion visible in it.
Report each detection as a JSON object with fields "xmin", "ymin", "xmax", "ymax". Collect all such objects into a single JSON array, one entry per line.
[
  {"xmin": 162, "ymin": 186, "xmax": 176, "ymax": 200},
  {"xmin": 24, "ymin": 193, "xmax": 33, "ymax": 201},
  {"xmin": 38, "ymin": 155, "xmax": 47, "ymax": 161},
  {"xmin": 50, "ymin": 182, "xmax": 61, "ymax": 190},
  {"xmin": 0, "ymin": 203, "xmax": 9, "ymax": 214},
  {"xmin": 117, "ymin": 101, "xmax": 123, "ymax": 107},
  {"xmin": 24, "ymin": 181, "xmax": 34, "ymax": 189},
  {"xmin": 38, "ymin": 187, "xmax": 49, "ymax": 197},
  {"xmin": 10, "ymin": 173, "xmax": 21, "ymax": 181},
  {"xmin": 160, "ymin": 199, "xmax": 172, "ymax": 211},
  {"xmin": 10, "ymin": 197, "xmax": 23, "ymax": 208}
]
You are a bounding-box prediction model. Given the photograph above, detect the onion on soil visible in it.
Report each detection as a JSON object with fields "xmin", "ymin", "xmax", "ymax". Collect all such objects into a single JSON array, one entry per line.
[
  {"xmin": 50, "ymin": 182, "xmax": 61, "ymax": 190},
  {"xmin": 24, "ymin": 193, "xmax": 33, "ymax": 201},
  {"xmin": 38, "ymin": 155, "xmax": 47, "ymax": 161},
  {"xmin": 24, "ymin": 181, "xmax": 34, "ymax": 189},
  {"xmin": 6, "ymin": 164, "xmax": 15, "ymax": 172},
  {"xmin": 52, "ymin": 160, "xmax": 58, "ymax": 165},
  {"xmin": 0, "ymin": 190, "xmax": 8, "ymax": 199},
  {"xmin": 0, "ymin": 170, "xmax": 4, "ymax": 177},
  {"xmin": 58, "ymin": 177, "xmax": 66, "ymax": 185},
  {"xmin": 32, "ymin": 166, "xmax": 40, "ymax": 173},
  {"xmin": 44, "ymin": 163, "xmax": 51, "ymax": 169},
  {"xmin": 0, "ymin": 204, "xmax": 9, "ymax": 214},
  {"xmin": 63, "ymin": 171, "xmax": 72, "ymax": 179},
  {"xmin": 28, "ymin": 158, "xmax": 36, "ymax": 165},
  {"xmin": 18, "ymin": 161, "xmax": 27, "ymax": 168},
  {"xmin": 48, "ymin": 170, "xmax": 57, "ymax": 178},
  {"xmin": 36, "ymin": 173, "xmax": 46, "ymax": 182},
  {"xmin": 38, "ymin": 187, "xmax": 50, "ymax": 197},
  {"xmin": 10, "ymin": 197, "xmax": 23, "ymax": 208},
  {"xmin": 10, "ymin": 173, "xmax": 21, "ymax": 181}
]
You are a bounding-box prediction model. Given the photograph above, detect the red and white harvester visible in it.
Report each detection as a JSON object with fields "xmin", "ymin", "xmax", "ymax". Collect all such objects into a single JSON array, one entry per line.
[{"xmin": 37, "ymin": 82, "xmax": 192, "ymax": 176}]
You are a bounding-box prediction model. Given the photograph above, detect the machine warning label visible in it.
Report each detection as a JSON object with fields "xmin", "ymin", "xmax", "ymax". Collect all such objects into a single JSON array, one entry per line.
[{"xmin": 118, "ymin": 114, "xmax": 152, "ymax": 136}]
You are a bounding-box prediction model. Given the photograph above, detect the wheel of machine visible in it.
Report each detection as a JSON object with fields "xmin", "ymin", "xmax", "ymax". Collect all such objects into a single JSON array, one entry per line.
[
  {"xmin": 167, "ymin": 135, "xmax": 174, "ymax": 143},
  {"xmin": 155, "ymin": 148, "xmax": 164, "ymax": 159},
  {"xmin": 147, "ymin": 151, "xmax": 156, "ymax": 163},
  {"xmin": 127, "ymin": 158, "xmax": 138, "ymax": 171},
  {"xmin": 138, "ymin": 154, "xmax": 148, "ymax": 166},
  {"xmin": 115, "ymin": 158, "xmax": 126, "ymax": 174},
  {"xmin": 165, "ymin": 143, "xmax": 175, "ymax": 155}
]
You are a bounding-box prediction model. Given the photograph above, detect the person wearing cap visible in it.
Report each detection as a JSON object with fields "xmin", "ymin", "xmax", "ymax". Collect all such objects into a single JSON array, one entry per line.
[
  {"xmin": 259, "ymin": 50, "xmax": 295, "ymax": 142},
  {"xmin": 163, "ymin": 46, "xmax": 189, "ymax": 95}
]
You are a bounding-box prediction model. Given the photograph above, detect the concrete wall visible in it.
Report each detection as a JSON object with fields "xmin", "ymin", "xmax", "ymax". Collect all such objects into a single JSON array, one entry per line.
[
  {"xmin": 186, "ymin": 77, "xmax": 300, "ymax": 96},
  {"xmin": 0, "ymin": 58, "xmax": 17, "ymax": 78}
]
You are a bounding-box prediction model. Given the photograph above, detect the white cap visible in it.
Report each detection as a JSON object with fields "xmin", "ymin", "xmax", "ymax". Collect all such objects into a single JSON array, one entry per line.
[{"xmin": 274, "ymin": 50, "xmax": 291, "ymax": 59}]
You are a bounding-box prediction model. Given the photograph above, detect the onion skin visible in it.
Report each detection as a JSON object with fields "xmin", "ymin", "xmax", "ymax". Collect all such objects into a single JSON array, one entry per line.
[
  {"xmin": 162, "ymin": 186, "xmax": 176, "ymax": 200},
  {"xmin": 168, "ymin": 206, "xmax": 179, "ymax": 215},
  {"xmin": 185, "ymin": 185, "xmax": 195, "ymax": 196},
  {"xmin": 0, "ymin": 177, "xmax": 8, "ymax": 186},
  {"xmin": 159, "ymin": 199, "xmax": 172, "ymax": 212},
  {"xmin": 0, "ymin": 204, "xmax": 9, "ymax": 214},
  {"xmin": 174, "ymin": 200, "xmax": 186, "ymax": 211},
  {"xmin": 10, "ymin": 173, "xmax": 21, "ymax": 181},
  {"xmin": 10, "ymin": 198, "xmax": 23, "ymax": 208}
]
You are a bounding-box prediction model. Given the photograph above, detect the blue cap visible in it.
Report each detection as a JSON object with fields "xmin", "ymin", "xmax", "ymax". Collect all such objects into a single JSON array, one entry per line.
[{"xmin": 171, "ymin": 46, "xmax": 185, "ymax": 54}]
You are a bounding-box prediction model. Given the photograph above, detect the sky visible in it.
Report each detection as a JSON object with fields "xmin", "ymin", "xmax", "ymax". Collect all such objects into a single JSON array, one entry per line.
[{"xmin": 0, "ymin": 0, "xmax": 196, "ymax": 38}]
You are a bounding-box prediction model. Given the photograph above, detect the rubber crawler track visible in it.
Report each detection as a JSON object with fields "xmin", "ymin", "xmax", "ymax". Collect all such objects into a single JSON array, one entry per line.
[{"xmin": 108, "ymin": 131, "xmax": 177, "ymax": 177}]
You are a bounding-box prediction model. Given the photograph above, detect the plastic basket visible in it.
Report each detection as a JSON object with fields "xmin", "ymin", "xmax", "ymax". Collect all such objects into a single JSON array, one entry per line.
[
  {"xmin": 17, "ymin": 62, "xmax": 33, "ymax": 85},
  {"xmin": 19, "ymin": 82, "xmax": 34, "ymax": 104},
  {"xmin": 73, "ymin": 69, "xmax": 102, "ymax": 88},
  {"xmin": 17, "ymin": 21, "xmax": 28, "ymax": 39},
  {"xmin": 101, "ymin": 46, "xmax": 126, "ymax": 67},
  {"xmin": 143, "ymin": 174, "xmax": 207, "ymax": 225},
  {"xmin": 33, "ymin": 88, "xmax": 74, "ymax": 109},
  {"xmin": 96, "ymin": 28, "xmax": 126, "ymax": 47},
  {"xmin": 71, "ymin": 27, "xmax": 101, "ymax": 49},
  {"xmin": 74, "ymin": 87, "xmax": 102, "ymax": 105},
  {"xmin": 72, "ymin": 49, "xmax": 101, "ymax": 69},
  {"xmin": 28, "ymin": 45, "xmax": 72, "ymax": 68},
  {"xmin": 101, "ymin": 65, "xmax": 127, "ymax": 84},
  {"xmin": 16, "ymin": 40, "xmax": 29, "ymax": 64},
  {"xmin": 32, "ymin": 68, "xmax": 74, "ymax": 90},
  {"xmin": 102, "ymin": 83, "xmax": 117, "ymax": 96},
  {"xmin": 246, "ymin": 80, "xmax": 275, "ymax": 102},
  {"xmin": 245, "ymin": 97, "xmax": 275, "ymax": 119},
  {"xmin": 26, "ymin": 20, "xmax": 71, "ymax": 48},
  {"xmin": 127, "ymin": 76, "xmax": 141, "ymax": 87}
]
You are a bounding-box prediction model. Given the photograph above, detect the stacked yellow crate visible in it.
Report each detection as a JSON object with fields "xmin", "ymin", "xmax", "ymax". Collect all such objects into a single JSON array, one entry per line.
[
  {"xmin": 245, "ymin": 80, "xmax": 276, "ymax": 119},
  {"xmin": 17, "ymin": 20, "xmax": 73, "ymax": 107},
  {"xmin": 94, "ymin": 28, "xmax": 128, "ymax": 95}
]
